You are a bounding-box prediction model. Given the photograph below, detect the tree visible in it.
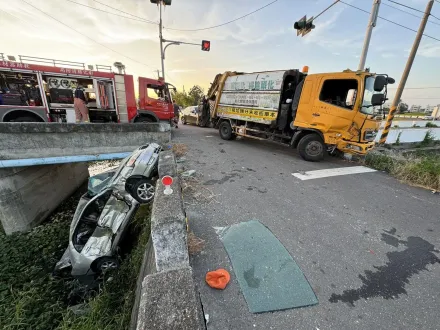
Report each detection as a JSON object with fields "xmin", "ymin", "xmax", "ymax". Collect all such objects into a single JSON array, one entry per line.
[
  {"xmin": 398, "ymin": 101, "xmax": 409, "ymax": 113},
  {"xmin": 171, "ymin": 85, "xmax": 205, "ymax": 108},
  {"xmin": 188, "ymin": 85, "xmax": 204, "ymax": 106}
]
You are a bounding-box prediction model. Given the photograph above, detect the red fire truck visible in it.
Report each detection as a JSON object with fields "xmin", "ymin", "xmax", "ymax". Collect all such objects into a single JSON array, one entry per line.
[{"xmin": 0, "ymin": 54, "xmax": 175, "ymax": 123}]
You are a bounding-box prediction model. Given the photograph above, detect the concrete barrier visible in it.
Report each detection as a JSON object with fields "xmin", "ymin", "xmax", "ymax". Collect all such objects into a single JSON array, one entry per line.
[
  {"xmin": 0, "ymin": 122, "xmax": 171, "ymax": 160},
  {"xmin": 131, "ymin": 151, "xmax": 205, "ymax": 330},
  {"xmin": 0, "ymin": 162, "xmax": 88, "ymax": 235}
]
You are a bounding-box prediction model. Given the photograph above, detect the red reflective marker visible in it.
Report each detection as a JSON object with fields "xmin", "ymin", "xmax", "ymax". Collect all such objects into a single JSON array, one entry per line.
[{"xmin": 162, "ymin": 176, "xmax": 173, "ymax": 195}]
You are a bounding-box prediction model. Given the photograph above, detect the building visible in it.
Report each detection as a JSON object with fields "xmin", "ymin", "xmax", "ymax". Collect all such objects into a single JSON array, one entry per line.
[
  {"xmin": 426, "ymin": 104, "xmax": 440, "ymax": 114},
  {"xmin": 409, "ymin": 104, "xmax": 422, "ymax": 113}
]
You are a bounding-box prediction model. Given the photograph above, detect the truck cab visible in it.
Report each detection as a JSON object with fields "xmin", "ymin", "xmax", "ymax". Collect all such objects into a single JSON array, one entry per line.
[
  {"xmin": 136, "ymin": 77, "xmax": 174, "ymax": 123},
  {"xmin": 209, "ymin": 68, "xmax": 393, "ymax": 161}
]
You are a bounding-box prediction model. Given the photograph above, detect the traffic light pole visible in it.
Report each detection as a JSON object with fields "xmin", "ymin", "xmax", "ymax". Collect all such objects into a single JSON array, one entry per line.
[
  {"xmin": 379, "ymin": 0, "xmax": 434, "ymax": 144},
  {"xmin": 159, "ymin": 1, "xmax": 165, "ymax": 79},
  {"xmin": 358, "ymin": 0, "xmax": 381, "ymax": 71}
]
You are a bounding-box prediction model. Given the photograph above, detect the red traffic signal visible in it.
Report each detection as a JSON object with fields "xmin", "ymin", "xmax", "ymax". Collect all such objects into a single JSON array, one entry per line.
[{"xmin": 201, "ymin": 40, "xmax": 211, "ymax": 52}]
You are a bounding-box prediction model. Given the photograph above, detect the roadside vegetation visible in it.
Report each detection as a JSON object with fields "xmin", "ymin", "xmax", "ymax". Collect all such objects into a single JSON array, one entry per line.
[
  {"xmin": 0, "ymin": 188, "xmax": 151, "ymax": 330},
  {"xmin": 365, "ymin": 151, "xmax": 440, "ymax": 191}
]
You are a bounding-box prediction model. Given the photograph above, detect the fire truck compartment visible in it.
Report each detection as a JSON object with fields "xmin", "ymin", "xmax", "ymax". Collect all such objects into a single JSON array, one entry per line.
[{"xmin": 42, "ymin": 75, "xmax": 117, "ymax": 123}]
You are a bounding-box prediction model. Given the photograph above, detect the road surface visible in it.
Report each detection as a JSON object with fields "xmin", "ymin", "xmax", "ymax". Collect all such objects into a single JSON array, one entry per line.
[{"xmin": 173, "ymin": 124, "xmax": 440, "ymax": 330}]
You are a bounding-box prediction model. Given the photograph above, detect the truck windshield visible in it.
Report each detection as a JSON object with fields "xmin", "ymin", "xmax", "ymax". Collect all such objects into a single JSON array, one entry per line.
[{"xmin": 361, "ymin": 76, "xmax": 380, "ymax": 115}]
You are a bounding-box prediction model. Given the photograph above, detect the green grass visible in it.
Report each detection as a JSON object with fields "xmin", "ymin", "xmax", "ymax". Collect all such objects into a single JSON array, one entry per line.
[
  {"xmin": 366, "ymin": 152, "xmax": 440, "ymax": 190},
  {"xmin": 0, "ymin": 188, "xmax": 151, "ymax": 330},
  {"xmin": 0, "ymin": 191, "xmax": 81, "ymax": 330},
  {"xmin": 57, "ymin": 205, "xmax": 151, "ymax": 330}
]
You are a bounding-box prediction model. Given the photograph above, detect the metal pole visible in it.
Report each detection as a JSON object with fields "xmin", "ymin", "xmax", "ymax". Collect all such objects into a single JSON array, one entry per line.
[
  {"xmin": 379, "ymin": 0, "xmax": 434, "ymax": 144},
  {"xmin": 159, "ymin": 1, "xmax": 165, "ymax": 79},
  {"xmin": 358, "ymin": 0, "xmax": 381, "ymax": 71}
]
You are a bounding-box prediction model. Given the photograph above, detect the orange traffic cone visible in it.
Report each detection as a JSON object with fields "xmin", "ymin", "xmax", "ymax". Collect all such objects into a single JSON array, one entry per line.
[{"xmin": 205, "ymin": 269, "xmax": 230, "ymax": 290}]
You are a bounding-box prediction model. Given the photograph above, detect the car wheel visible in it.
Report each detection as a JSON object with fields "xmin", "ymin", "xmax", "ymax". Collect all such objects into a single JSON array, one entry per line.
[
  {"xmin": 132, "ymin": 179, "xmax": 155, "ymax": 204},
  {"xmin": 297, "ymin": 133, "xmax": 325, "ymax": 162},
  {"xmin": 93, "ymin": 257, "xmax": 119, "ymax": 273},
  {"xmin": 219, "ymin": 121, "xmax": 235, "ymax": 140},
  {"xmin": 181, "ymin": 117, "xmax": 187, "ymax": 125}
]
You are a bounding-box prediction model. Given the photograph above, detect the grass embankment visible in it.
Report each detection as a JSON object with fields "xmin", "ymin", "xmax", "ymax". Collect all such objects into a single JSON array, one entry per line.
[
  {"xmin": 365, "ymin": 152, "xmax": 440, "ymax": 191},
  {"xmin": 0, "ymin": 189, "xmax": 151, "ymax": 330}
]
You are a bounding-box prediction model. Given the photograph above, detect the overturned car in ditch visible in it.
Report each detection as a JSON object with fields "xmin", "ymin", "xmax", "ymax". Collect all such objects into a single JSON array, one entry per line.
[{"xmin": 54, "ymin": 143, "xmax": 161, "ymax": 278}]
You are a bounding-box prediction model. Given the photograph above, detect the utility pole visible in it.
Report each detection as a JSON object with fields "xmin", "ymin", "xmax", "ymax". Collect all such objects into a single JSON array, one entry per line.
[
  {"xmin": 159, "ymin": 1, "xmax": 165, "ymax": 79},
  {"xmin": 153, "ymin": 0, "xmax": 210, "ymax": 81},
  {"xmin": 358, "ymin": 0, "xmax": 381, "ymax": 71},
  {"xmin": 379, "ymin": 0, "xmax": 434, "ymax": 144}
]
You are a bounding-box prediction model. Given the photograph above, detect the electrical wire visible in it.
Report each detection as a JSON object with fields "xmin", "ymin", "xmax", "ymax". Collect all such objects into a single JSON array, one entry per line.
[
  {"xmin": 314, "ymin": 0, "xmax": 341, "ymax": 21},
  {"xmin": 90, "ymin": 0, "xmax": 157, "ymax": 24},
  {"xmin": 163, "ymin": 0, "xmax": 278, "ymax": 31},
  {"xmin": 385, "ymin": 0, "xmax": 440, "ymax": 21},
  {"xmin": 382, "ymin": 2, "xmax": 440, "ymax": 26},
  {"xmin": 385, "ymin": 0, "xmax": 425, "ymax": 14},
  {"xmin": 340, "ymin": 1, "xmax": 440, "ymax": 43},
  {"xmin": 389, "ymin": 87, "xmax": 440, "ymax": 89},
  {"xmin": 20, "ymin": 0, "xmax": 153, "ymax": 69},
  {"xmin": 0, "ymin": 7, "xmax": 99, "ymax": 59},
  {"xmin": 64, "ymin": 0, "xmax": 158, "ymax": 24}
]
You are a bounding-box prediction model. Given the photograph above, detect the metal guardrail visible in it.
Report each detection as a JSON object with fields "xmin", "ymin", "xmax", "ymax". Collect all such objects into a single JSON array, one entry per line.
[
  {"xmin": 95, "ymin": 64, "xmax": 112, "ymax": 72},
  {"xmin": 18, "ymin": 55, "xmax": 86, "ymax": 69}
]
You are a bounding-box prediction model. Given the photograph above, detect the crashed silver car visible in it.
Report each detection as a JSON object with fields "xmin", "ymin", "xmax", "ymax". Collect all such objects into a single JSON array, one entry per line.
[{"xmin": 54, "ymin": 143, "xmax": 161, "ymax": 277}]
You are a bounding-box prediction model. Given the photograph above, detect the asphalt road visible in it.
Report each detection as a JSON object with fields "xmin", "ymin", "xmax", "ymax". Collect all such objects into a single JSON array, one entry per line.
[{"xmin": 173, "ymin": 124, "xmax": 440, "ymax": 330}]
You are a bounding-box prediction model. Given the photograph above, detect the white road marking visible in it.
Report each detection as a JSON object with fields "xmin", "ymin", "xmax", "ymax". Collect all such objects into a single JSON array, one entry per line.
[{"xmin": 292, "ymin": 166, "xmax": 376, "ymax": 181}]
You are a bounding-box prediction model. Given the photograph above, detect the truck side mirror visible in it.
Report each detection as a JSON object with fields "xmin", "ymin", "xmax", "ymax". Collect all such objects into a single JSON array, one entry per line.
[
  {"xmin": 374, "ymin": 76, "xmax": 387, "ymax": 91},
  {"xmin": 345, "ymin": 89, "xmax": 357, "ymax": 106},
  {"xmin": 371, "ymin": 93, "xmax": 385, "ymax": 106}
]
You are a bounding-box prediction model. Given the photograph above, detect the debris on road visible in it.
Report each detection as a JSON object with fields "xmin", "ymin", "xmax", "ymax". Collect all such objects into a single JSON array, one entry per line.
[
  {"xmin": 181, "ymin": 169, "xmax": 196, "ymax": 177},
  {"xmin": 188, "ymin": 231, "xmax": 205, "ymax": 255},
  {"xmin": 172, "ymin": 143, "xmax": 188, "ymax": 157},
  {"xmin": 181, "ymin": 176, "xmax": 220, "ymax": 205},
  {"xmin": 206, "ymin": 269, "xmax": 231, "ymax": 290}
]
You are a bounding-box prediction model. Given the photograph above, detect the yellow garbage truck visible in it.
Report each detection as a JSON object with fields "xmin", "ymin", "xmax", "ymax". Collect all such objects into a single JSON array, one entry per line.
[{"xmin": 205, "ymin": 67, "xmax": 394, "ymax": 161}]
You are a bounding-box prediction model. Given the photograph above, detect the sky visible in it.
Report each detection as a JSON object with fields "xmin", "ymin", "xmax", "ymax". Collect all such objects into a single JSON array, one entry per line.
[{"xmin": 1, "ymin": 0, "xmax": 440, "ymax": 107}]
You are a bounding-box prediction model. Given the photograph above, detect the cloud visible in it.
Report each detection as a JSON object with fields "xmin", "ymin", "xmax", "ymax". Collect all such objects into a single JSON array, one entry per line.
[
  {"xmin": 416, "ymin": 42, "xmax": 440, "ymax": 58},
  {"xmin": 381, "ymin": 53, "xmax": 396, "ymax": 58}
]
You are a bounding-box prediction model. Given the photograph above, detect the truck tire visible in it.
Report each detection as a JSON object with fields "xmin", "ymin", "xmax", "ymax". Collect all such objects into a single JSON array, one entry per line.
[
  {"xmin": 297, "ymin": 133, "xmax": 325, "ymax": 162},
  {"xmin": 136, "ymin": 116, "xmax": 154, "ymax": 123},
  {"xmin": 219, "ymin": 121, "xmax": 235, "ymax": 140},
  {"xmin": 13, "ymin": 116, "xmax": 41, "ymax": 122}
]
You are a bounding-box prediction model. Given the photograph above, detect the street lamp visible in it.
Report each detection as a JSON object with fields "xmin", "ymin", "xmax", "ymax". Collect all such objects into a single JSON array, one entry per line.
[{"xmin": 151, "ymin": 0, "xmax": 210, "ymax": 80}]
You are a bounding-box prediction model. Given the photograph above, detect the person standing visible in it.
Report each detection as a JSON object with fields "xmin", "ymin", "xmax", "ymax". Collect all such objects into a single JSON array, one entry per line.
[
  {"xmin": 173, "ymin": 99, "xmax": 180, "ymax": 128},
  {"xmin": 74, "ymin": 85, "xmax": 89, "ymax": 123}
]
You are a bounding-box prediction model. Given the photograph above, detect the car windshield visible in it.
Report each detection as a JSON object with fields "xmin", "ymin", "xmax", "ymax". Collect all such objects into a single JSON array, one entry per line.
[
  {"xmin": 88, "ymin": 172, "xmax": 115, "ymax": 196},
  {"xmin": 361, "ymin": 76, "xmax": 381, "ymax": 115}
]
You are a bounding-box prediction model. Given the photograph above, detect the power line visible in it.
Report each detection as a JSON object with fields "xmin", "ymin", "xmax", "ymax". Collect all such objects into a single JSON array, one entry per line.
[
  {"xmin": 385, "ymin": 0, "xmax": 425, "ymax": 14},
  {"xmin": 314, "ymin": 0, "xmax": 341, "ymax": 21},
  {"xmin": 382, "ymin": 2, "xmax": 440, "ymax": 26},
  {"xmin": 164, "ymin": 0, "xmax": 278, "ymax": 31},
  {"xmin": 20, "ymin": 0, "xmax": 153, "ymax": 69},
  {"xmin": 389, "ymin": 87, "xmax": 440, "ymax": 89},
  {"xmin": 385, "ymin": 0, "xmax": 440, "ymax": 21},
  {"xmin": 90, "ymin": 0, "xmax": 157, "ymax": 24},
  {"xmin": 340, "ymin": 1, "xmax": 440, "ymax": 43},
  {"xmin": 64, "ymin": 0, "xmax": 158, "ymax": 24},
  {"xmin": 0, "ymin": 8, "xmax": 100, "ymax": 59}
]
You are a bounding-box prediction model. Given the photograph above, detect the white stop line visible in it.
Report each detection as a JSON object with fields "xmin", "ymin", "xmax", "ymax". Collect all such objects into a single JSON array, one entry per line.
[{"xmin": 292, "ymin": 166, "xmax": 376, "ymax": 181}]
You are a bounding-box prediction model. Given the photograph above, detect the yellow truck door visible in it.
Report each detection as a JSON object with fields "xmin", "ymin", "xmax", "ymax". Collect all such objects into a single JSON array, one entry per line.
[{"xmin": 294, "ymin": 74, "xmax": 361, "ymax": 143}]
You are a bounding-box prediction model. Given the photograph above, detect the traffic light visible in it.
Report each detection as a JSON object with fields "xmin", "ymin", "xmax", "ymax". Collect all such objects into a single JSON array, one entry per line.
[
  {"xmin": 294, "ymin": 16, "xmax": 315, "ymax": 37},
  {"xmin": 201, "ymin": 40, "xmax": 211, "ymax": 52},
  {"xmin": 150, "ymin": 0, "xmax": 172, "ymax": 5}
]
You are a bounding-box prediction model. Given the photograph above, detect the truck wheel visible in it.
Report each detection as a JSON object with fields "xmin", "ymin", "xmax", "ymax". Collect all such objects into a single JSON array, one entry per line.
[
  {"xmin": 297, "ymin": 133, "xmax": 325, "ymax": 162},
  {"xmin": 219, "ymin": 121, "xmax": 235, "ymax": 140},
  {"xmin": 136, "ymin": 116, "xmax": 154, "ymax": 123}
]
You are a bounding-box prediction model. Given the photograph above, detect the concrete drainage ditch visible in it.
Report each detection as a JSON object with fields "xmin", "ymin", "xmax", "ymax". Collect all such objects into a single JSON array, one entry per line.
[{"xmin": 130, "ymin": 150, "xmax": 206, "ymax": 330}]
